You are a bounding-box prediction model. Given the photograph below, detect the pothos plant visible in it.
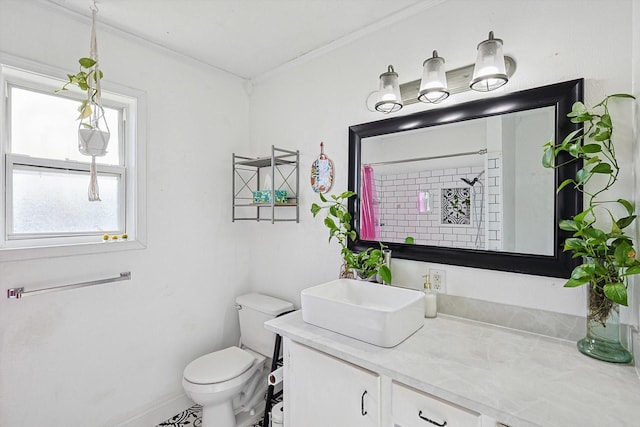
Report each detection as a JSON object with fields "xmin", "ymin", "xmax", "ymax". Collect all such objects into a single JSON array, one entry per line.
[
  {"xmin": 311, "ymin": 191, "xmax": 392, "ymax": 284},
  {"xmin": 56, "ymin": 57, "xmax": 104, "ymax": 126},
  {"xmin": 542, "ymin": 94, "xmax": 640, "ymax": 326}
]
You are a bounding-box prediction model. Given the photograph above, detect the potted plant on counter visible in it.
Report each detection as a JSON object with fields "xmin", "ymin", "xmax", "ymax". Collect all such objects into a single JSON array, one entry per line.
[
  {"xmin": 542, "ymin": 93, "xmax": 639, "ymax": 363},
  {"xmin": 311, "ymin": 191, "xmax": 392, "ymax": 284}
]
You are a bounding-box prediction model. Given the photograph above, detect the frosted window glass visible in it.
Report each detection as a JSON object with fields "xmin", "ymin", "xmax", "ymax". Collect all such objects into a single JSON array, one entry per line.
[
  {"xmin": 11, "ymin": 167, "xmax": 120, "ymax": 235},
  {"xmin": 10, "ymin": 87, "xmax": 120, "ymax": 165}
]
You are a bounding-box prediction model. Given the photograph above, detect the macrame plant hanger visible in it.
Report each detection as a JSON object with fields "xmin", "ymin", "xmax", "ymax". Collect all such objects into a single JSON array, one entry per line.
[{"xmin": 79, "ymin": 4, "xmax": 110, "ymax": 201}]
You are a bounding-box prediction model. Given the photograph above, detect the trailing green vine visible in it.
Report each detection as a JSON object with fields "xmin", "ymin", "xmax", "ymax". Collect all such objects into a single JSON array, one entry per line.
[
  {"xmin": 56, "ymin": 57, "xmax": 103, "ymax": 124},
  {"xmin": 543, "ymin": 94, "xmax": 640, "ymax": 325}
]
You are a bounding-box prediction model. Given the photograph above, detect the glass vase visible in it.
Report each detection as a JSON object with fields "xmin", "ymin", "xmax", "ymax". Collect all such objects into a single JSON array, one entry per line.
[{"xmin": 577, "ymin": 283, "xmax": 633, "ymax": 363}]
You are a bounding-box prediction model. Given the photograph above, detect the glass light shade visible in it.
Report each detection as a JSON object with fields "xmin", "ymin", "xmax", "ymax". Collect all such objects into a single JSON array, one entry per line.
[
  {"xmin": 375, "ymin": 65, "xmax": 403, "ymax": 113},
  {"xmin": 418, "ymin": 51, "xmax": 449, "ymax": 104},
  {"xmin": 470, "ymin": 31, "xmax": 508, "ymax": 92}
]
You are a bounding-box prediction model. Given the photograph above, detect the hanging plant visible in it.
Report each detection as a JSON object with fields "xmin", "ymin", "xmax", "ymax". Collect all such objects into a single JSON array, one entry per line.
[
  {"xmin": 56, "ymin": 7, "xmax": 109, "ymax": 201},
  {"xmin": 58, "ymin": 57, "xmax": 102, "ymax": 120}
]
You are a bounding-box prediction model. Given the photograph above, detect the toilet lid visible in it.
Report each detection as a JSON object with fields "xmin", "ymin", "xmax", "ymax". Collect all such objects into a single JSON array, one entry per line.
[{"xmin": 184, "ymin": 346, "xmax": 256, "ymax": 384}]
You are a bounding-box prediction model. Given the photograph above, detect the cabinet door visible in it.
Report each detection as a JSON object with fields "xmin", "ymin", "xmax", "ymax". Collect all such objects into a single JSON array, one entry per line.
[
  {"xmin": 285, "ymin": 339, "xmax": 379, "ymax": 427},
  {"xmin": 392, "ymin": 382, "xmax": 481, "ymax": 427}
]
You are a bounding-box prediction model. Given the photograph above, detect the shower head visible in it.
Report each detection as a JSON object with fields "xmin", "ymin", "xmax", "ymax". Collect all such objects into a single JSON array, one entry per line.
[
  {"xmin": 461, "ymin": 177, "xmax": 476, "ymax": 186},
  {"xmin": 461, "ymin": 170, "xmax": 485, "ymax": 186}
]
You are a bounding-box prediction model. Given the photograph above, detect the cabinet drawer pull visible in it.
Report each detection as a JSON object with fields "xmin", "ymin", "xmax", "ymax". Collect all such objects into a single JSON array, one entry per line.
[
  {"xmin": 361, "ymin": 390, "xmax": 368, "ymax": 416},
  {"xmin": 418, "ymin": 410, "xmax": 447, "ymax": 426}
]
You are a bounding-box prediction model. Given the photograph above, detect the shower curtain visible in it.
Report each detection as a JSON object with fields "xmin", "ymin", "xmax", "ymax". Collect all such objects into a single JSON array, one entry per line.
[{"xmin": 360, "ymin": 165, "xmax": 380, "ymax": 240}]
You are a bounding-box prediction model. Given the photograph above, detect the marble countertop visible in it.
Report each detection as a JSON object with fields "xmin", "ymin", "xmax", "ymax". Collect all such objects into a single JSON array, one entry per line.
[{"xmin": 265, "ymin": 310, "xmax": 640, "ymax": 427}]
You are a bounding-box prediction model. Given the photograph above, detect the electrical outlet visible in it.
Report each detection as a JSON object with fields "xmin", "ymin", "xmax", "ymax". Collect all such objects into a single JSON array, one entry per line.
[{"xmin": 430, "ymin": 269, "xmax": 447, "ymax": 293}]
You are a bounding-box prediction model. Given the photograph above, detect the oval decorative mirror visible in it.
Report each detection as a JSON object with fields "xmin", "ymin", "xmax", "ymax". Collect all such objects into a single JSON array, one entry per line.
[{"xmin": 348, "ymin": 79, "xmax": 583, "ymax": 278}]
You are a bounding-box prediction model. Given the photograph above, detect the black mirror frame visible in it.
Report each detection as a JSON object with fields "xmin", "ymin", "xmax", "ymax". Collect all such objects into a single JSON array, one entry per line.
[{"xmin": 348, "ymin": 79, "xmax": 583, "ymax": 278}]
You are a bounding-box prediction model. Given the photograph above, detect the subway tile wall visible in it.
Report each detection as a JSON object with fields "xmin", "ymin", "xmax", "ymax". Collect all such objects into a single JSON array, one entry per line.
[
  {"xmin": 375, "ymin": 153, "xmax": 502, "ymax": 250},
  {"xmin": 486, "ymin": 152, "xmax": 503, "ymax": 250}
]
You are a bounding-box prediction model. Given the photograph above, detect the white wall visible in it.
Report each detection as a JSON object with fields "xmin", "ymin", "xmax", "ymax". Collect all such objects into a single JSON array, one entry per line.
[
  {"xmin": 512, "ymin": 108, "xmax": 556, "ymax": 254},
  {"xmin": 1, "ymin": 0, "xmax": 639, "ymax": 425},
  {"xmin": 633, "ymin": 0, "xmax": 640, "ymax": 332},
  {"xmin": 0, "ymin": 1, "xmax": 252, "ymax": 426},
  {"xmin": 248, "ymin": 0, "xmax": 636, "ymax": 320}
]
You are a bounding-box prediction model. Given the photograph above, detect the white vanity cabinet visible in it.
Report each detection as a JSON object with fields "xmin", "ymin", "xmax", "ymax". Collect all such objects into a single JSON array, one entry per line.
[
  {"xmin": 283, "ymin": 337, "xmax": 486, "ymax": 427},
  {"xmin": 268, "ymin": 311, "xmax": 640, "ymax": 427},
  {"xmin": 391, "ymin": 381, "xmax": 481, "ymax": 427},
  {"xmin": 284, "ymin": 338, "xmax": 380, "ymax": 427}
]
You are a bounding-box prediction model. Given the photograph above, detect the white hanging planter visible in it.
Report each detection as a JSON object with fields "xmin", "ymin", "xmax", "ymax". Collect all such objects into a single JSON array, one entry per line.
[
  {"xmin": 77, "ymin": 103, "xmax": 110, "ymax": 201},
  {"xmin": 78, "ymin": 127, "xmax": 110, "ymax": 157},
  {"xmin": 57, "ymin": 6, "xmax": 110, "ymax": 201}
]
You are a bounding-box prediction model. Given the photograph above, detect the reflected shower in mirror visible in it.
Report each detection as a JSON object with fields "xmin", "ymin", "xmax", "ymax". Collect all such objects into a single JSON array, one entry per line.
[
  {"xmin": 348, "ymin": 79, "xmax": 583, "ymax": 278},
  {"xmin": 361, "ymin": 106, "xmax": 555, "ymax": 255}
]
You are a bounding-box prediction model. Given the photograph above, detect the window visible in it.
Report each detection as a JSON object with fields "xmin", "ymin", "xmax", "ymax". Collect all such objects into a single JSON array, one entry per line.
[{"xmin": 0, "ymin": 57, "xmax": 146, "ymax": 260}]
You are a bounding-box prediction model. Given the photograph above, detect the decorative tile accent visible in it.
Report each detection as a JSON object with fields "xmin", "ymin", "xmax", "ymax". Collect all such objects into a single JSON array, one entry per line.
[
  {"xmin": 441, "ymin": 187, "xmax": 472, "ymax": 225},
  {"xmin": 156, "ymin": 405, "xmax": 202, "ymax": 427},
  {"xmin": 156, "ymin": 405, "xmax": 263, "ymax": 427}
]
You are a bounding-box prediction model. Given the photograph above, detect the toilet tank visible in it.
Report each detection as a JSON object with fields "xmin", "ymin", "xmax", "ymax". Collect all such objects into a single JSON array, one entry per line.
[{"xmin": 236, "ymin": 293, "xmax": 294, "ymax": 357}]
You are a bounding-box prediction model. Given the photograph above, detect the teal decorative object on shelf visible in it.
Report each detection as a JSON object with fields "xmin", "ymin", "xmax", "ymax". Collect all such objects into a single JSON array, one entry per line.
[{"xmin": 253, "ymin": 190, "xmax": 288, "ymax": 204}]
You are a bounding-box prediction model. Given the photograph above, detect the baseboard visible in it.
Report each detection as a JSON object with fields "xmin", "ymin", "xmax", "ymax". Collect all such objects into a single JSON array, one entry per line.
[{"xmin": 110, "ymin": 393, "xmax": 193, "ymax": 427}]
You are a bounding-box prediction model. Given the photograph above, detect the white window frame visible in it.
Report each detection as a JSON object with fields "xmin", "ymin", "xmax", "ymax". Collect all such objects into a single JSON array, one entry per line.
[
  {"xmin": 6, "ymin": 155, "xmax": 127, "ymax": 239},
  {"xmin": 0, "ymin": 52, "xmax": 147, "ymax": 261}
]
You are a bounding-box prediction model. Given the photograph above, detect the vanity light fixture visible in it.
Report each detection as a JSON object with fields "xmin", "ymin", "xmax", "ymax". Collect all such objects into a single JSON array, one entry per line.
[
  {"xmin": 375, "ymin": 65, "xmax": 403, "ymax": 113},
  {"xmin": 418, "ymin": 50, "xmax": 449, "ymax": 104},
  {"xmin": 469, "ymin": 31, "xmax": 508, "ymax": 92},
  {"xmin": 369, "ymin": 30, "xmax": 515, "ymax": 113}
]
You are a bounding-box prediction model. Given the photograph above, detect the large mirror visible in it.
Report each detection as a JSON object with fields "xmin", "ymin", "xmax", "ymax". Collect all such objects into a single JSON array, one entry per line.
[{"xmin": 348, "ymin": 79, "xmax": 583, "ymax": 278}]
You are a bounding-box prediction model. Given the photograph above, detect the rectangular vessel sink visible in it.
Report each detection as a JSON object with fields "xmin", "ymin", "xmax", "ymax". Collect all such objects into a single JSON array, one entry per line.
[{"xmin": 301, "ymin": 279, "xmax": 424, "ymax": 347}]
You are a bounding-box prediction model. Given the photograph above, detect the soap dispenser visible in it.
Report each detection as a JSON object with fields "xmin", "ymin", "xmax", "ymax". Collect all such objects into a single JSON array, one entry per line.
[{"xmin": 423, "ymin": 274, "xmax": 438, "ymax": 318}]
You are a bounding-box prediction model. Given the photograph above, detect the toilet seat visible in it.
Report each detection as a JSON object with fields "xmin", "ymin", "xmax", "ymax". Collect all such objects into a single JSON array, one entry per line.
[
  {"xmin": 184, "ymin": 346, "xmax": 255, "ymax": 384},
  {"xmin": 182, "ymin": 348, "xmax": 267, "ymax": 400}
]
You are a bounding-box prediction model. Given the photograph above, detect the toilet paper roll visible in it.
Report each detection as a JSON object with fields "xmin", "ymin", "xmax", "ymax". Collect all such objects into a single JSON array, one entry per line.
[{"xmin": 268, "ymin": 367, "xmax": 284, "ymax": 386}]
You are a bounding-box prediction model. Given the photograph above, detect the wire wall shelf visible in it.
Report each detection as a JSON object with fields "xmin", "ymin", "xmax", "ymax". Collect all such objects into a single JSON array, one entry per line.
[{"xmin": 232, "ymin": 146, "xmax": 299, "ymax": 223}]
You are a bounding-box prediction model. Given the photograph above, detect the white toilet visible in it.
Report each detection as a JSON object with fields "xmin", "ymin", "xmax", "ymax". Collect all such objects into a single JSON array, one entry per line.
[{"xmin": 182, "ymin": 293, "xmax": 293, "ymax": 427}]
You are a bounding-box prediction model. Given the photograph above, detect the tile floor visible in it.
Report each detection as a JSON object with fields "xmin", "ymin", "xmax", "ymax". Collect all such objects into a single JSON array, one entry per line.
[{"xmin": 155, "ymin": 405, "xmax": 264, "ymax": 427}]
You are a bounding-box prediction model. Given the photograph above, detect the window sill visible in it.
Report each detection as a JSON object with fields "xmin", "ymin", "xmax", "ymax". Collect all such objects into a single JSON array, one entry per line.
[{"xmin": 0, "ymin": 239, "xmax": 146, "ymax": 262}]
